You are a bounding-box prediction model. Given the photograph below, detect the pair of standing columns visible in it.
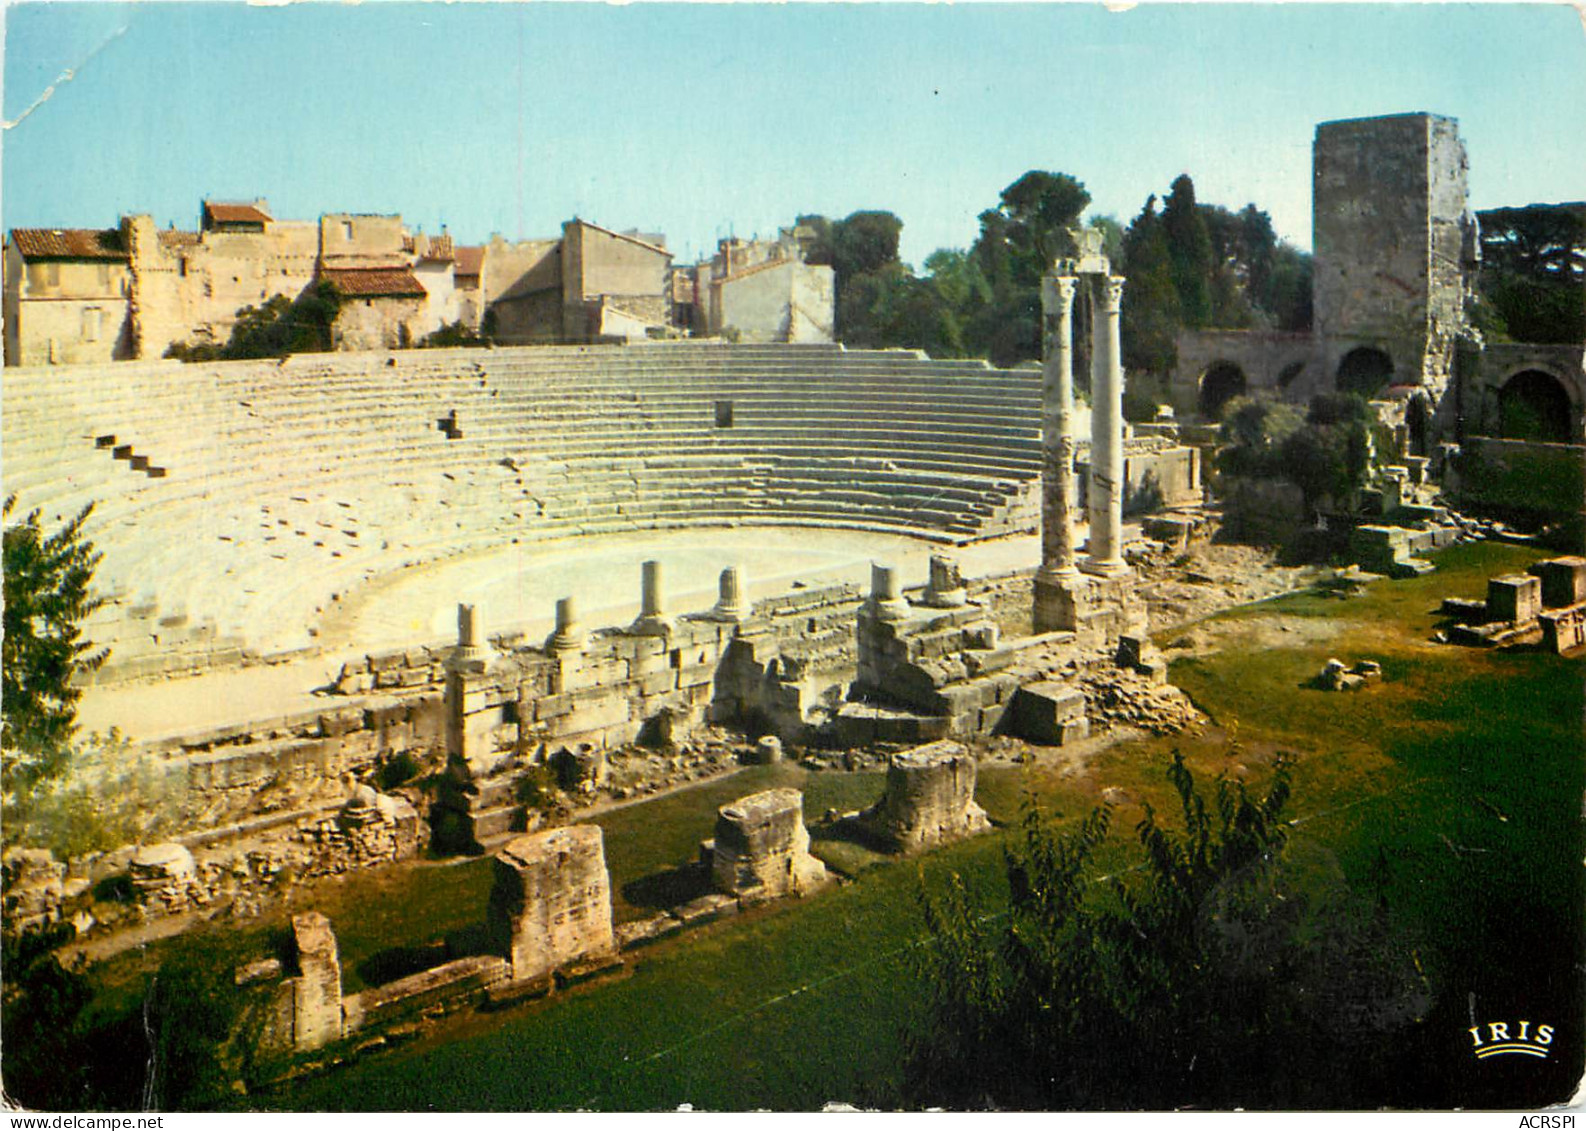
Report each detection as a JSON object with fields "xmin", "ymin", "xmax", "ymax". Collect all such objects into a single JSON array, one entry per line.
[{"xmin": 1039, "ymin": 271, "xmax": 1127, "ymax": 580}]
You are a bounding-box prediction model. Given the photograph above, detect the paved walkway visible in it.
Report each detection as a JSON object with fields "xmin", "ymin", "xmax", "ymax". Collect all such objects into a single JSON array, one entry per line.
[{"xmin": 79, "ymin": 524, "xmax": 1049, "ymax": 744}]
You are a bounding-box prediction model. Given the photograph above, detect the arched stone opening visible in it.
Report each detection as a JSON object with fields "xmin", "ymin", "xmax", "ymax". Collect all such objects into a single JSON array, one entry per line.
[
  {"xmin": 1198, "ymin": 361, "xmax": 1247, "ymax": 420},
  {"xmin": 1499, "ymin": 369, "xmax": 1574, "ymax": 444},
  {"xmin": 1336, "ymin": 347, "xmax": 1395, "ymax": 398},
  {"xmin": 1277, "ymin": 359, "xmax": 1306, "ymax": 389}
]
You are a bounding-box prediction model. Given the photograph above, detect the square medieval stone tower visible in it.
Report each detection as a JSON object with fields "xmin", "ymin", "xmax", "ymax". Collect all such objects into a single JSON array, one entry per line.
[{"xmin": 1312, "ymin": 113, "xmax": 1475, "ymax": 401}]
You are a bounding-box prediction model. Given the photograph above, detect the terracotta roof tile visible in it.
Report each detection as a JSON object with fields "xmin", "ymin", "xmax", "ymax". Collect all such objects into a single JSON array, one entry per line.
[
  {"xmin": 418, "ymin": 234, "xmax": 455, "ymax": 262},
  {"xmin": 454, "ymin": 246, "xmax": 485, "ymax": 277},
  {"xmin": 321, "ymin": 267, "xmax": 427, "ymax": 298},
  {"xmin": 10, "ymin": 228, "xmax": 128, "ymax": 260},
  {"xmin": 204, "ymin": 201, "xmax": 272, "ymax": 225},
  {"xmin": 158, "ymin": 229, "xmax": 201, "ymax": 250}
]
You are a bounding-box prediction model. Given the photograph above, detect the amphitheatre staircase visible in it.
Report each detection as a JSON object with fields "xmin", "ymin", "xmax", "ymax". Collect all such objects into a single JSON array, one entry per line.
[{"xmin": 3, "ymin": 342, "xmax": 1043, "ymax": 678}]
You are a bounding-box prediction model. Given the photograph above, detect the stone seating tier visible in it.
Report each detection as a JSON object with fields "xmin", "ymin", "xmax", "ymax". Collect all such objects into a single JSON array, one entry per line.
[{"xmin": 6, "ymin": 345, "xmax": 1047, "ymax": 667}]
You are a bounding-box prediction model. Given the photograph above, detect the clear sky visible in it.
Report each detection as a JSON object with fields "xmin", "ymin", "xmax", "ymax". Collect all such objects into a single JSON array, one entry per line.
[{"xmin": 4, "ymin": 2, "xmax": 1584, "ymax": 268}]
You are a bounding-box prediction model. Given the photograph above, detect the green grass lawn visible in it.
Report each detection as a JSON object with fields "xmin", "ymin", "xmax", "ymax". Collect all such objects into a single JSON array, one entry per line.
[{"xmin": 79, "ymin": 541, "xmax": 1586, "ymax": 1110}]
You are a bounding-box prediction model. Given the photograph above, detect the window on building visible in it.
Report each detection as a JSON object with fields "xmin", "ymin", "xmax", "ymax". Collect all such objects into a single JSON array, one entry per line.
[
  {"xmin": 81, "ymin": 308, "xmax": 101, "ymax": 341},
  {"xmin": 715, "ymin": 400, "xmax": 734, "ymax": 428},
  {"xmin": 342, "ymin": 221, "xmax": 354, "ymax": 241}
]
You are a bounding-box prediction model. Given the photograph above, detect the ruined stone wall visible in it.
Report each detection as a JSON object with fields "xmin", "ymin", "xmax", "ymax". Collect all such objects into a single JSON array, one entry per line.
[
  {"xmin": 1170, "ymin": 329, "xmax": 1318, "ymax": 415},
  {"xmin": 1459, "ymin": 343, "xmax": 1586, "ymax": 442}
]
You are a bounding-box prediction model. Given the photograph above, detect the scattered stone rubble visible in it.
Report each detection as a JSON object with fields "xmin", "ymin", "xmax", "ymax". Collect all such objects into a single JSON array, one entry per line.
[{"xmin": 1315, "ymin": 658, "xmax": 1383, "ymax": 691}]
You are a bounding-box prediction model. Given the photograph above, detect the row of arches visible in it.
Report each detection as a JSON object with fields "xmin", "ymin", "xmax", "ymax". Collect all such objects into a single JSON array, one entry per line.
[{"xmin": 1195, "ymin": 352, "xmax": 1578, "ymax": 445}]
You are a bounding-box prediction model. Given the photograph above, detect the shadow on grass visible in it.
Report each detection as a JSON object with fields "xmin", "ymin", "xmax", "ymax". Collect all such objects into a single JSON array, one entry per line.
[
  {"xmin": 355, "ymin": 941, "xmax": 450, "ymax": 988},
  {"xmin": 622, "ymin": 861, "xmax": 713, "ymax": 913}
]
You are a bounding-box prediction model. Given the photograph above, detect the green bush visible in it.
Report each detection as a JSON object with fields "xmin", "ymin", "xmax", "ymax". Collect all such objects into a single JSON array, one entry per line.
[{"xmin": 902, "ymin": 751, "xmax": 1427, "ymax": 1109}]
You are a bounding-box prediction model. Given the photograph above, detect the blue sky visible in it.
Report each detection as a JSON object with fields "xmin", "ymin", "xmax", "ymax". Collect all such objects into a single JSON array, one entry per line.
[{"xmin": 4, "ymin": 2, "xmax": 1584, "ymax": 267}]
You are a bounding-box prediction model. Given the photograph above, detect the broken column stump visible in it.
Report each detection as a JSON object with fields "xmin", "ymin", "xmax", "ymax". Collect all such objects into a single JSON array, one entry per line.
[
  {"xmin": 860, "ymin": 740, "xmax": 990, "ymax": 852},
  {"xmin": 488, "ymin": 824, "xmax": 616, "ymax": 984},
  {"xmin": 710, "ymin": 788, "xmax": 828, "ymax": 902}
]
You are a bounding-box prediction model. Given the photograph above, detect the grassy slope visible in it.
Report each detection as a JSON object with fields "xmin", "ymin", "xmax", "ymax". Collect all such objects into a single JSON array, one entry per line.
[{"xmin": 88, "ymin": 542, "xmax": 1585, "ymax": 1110}]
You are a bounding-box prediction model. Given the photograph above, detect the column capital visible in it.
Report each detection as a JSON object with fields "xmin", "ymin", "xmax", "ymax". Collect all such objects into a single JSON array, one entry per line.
[
  {"xmin": 1041, "ymin": 272, "xmax": 1079, "ymax": 315},
  {"xmin": 1092, "ymin": 274, "xmax": 1125, "ymax": 313}
]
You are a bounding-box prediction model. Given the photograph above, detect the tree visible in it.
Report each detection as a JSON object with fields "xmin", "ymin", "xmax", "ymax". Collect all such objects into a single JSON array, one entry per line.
[
  {"xmin": 1279, "ymin": 393, "xmax": 1373, "ymax": 511},
  {"xmin": 902, "ymin": 752, "xmax": 1427, "ymax": 1109},
  {"xmin": 1474, "ymin": 204, "xmax": 1585, "ymax": 344},
  {"xmin": 2, "ymin": 497, "xmax": 107, "ymax": 794},
  {"xmin": 166, "ymin": 282, "xmax": 343, "ymax": 362},
  {"xmin": 974, "ymin": 171, "xmax": 1091, "ymax": 291},
  {"xmin": 1162, "ymin": 174, "xmax": 1216, "ymax": 328},
  {"xmin": 1120, "ymin": 195, "xmax": 1182, "ymax": 375}
]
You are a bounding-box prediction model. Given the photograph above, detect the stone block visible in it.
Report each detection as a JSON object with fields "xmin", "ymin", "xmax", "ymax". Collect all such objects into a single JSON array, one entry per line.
[
  {"xmin": 560, "ymin": 695, "xmax": 630, "ymax": 738},
  {"xmin": 1529, "ymin": 557, "xmax": 1586, "ymax": 609},
  {"xmin": 292, "ymin": 912, "xmax": 343, "ymax": 1051},
  {"xmin": 1540, "ymin": 606, "xmax": 1586, "ymax": 654},
  {"xmin": 488, "ymin": 825, "xmax": 616, "ymax": 983},
  {"xmin": 1006, "ymin": 681, "xmax": 1088, "ymax": 745},
  {"xmin": 1487, "ymin": 574, "xmax": 1542, "ymax": 625},
  {"xmin": 860, "ymin": 740, "xmax": 991, "ymax": 852},
  {"xmin": 712, "ymin": 788, "xmax": 828, "ymax": 899},
  {"xmin": 345, "ymin": 956, "xmax": 509, "ymax": 1033}
]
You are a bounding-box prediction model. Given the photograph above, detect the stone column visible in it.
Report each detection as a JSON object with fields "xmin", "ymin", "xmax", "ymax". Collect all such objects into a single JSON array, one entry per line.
[
  {"xmin": 868, "ymin": 563, "xmax": 908, "ymax": 621},
  {"xmin": 708, "ymin": 566, "xmax": 747, "ymax": 622},
  {"xmin": 548, "ymin": 596, "xmax": 584, "ymax": 655},
  {"xmin": 1084, "ymin": 275, "xmax": 1128, "ymax": 576},
  {"xmin": 446, "ymin": 602, "xmax": 492, "ymax": 776},
  {"xmin": 488, "ymin": 825, "xmax": 616, "ymax": 983},
  {"xmin": 1040, "ymin": 272, "xmax": 1081, "ymax": 578},
  {"xmin": 456, "ymin": 602, "xmax": 484, "ymax": 664},
  {"xmin": 631, "ymin": 560, "xmax": 670, "ymax": 635},
  {"xmin": 921, "ymin": 553, "xmax": 967, "ymax": 608}
]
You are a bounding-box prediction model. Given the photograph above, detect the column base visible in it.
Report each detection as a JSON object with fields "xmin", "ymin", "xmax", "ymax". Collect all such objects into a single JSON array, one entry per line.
[
  {"xmin": 630, "ymin": 615, "xmax": 673, "ymax": 637},
  {"xmin": 1080, "ymin": 556, "xmax": 1131, "ymax": 579}
]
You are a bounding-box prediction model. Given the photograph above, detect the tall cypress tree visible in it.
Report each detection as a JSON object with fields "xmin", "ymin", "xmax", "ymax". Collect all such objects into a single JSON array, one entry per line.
[
  {"xmin": 1162, "ymin": 174, "xmax": 1215, "ymax": 328},
  {"xmin": 1120, "ymin": 195, "xmax": 1182, "ymax": 375}
]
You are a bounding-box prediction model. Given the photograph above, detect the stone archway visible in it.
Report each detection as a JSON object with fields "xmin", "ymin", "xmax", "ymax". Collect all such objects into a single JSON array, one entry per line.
[
  {"xmin": 1499, "ymin": 369, "xmax": 1574, "ymax": 444},
  {"xmin": 1277, "ymin": 359, "xmax": 1306, "ymax": 390},
  {"xmin": 1336, "ymin": 346, "xmax": 1395, "ymax": 397},
  {"xmin": 1198, "ymin": 361, "xmax": 1247, "ymax": 419}
]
